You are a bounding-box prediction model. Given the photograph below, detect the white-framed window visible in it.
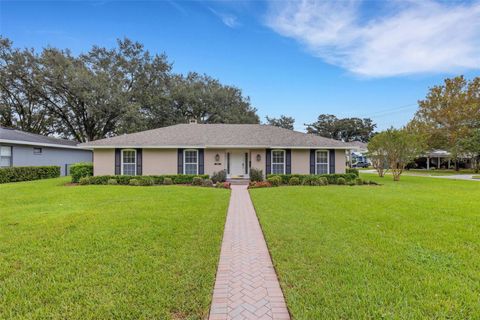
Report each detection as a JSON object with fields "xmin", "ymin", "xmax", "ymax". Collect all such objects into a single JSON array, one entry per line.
[
  {"xmin": 315, "ymin": 150, "xmax": 329, "ymax": 174},
  {"xmin": 121, "ymin": 149, "xmax": 137, "ymax": 175},
  {"xmin": 0, "ymin": 146, "xmax": 12, "ymax": 167},
  {"xmin": 184, "ymin": 149, "xmax": 198, "ymax": 175},
  {"xmin": 271, "ymin": 150, "xmax": 285, "ymax": 174},
  {"xmin": 33, "ymin": 147, "xmax": 42, "ymax": 155}
]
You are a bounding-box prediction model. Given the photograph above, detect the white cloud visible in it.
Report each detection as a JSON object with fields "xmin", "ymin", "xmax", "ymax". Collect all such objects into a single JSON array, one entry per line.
[
  {"xmin": 266, "ymin": 0, "xmax": 480, "ymax": 77},
  {"xmin": 210, "ymin": 8, "xmax": 239, "ymax": 28}
]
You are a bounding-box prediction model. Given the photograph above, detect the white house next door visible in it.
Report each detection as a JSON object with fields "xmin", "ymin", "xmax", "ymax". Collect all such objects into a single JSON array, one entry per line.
[{"xmin": 228, "ymin": 151, "xmax": 248, "ymax": 178}]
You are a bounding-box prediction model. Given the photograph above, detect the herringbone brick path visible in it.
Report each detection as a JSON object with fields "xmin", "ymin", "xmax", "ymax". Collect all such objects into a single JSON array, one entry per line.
[{"xmin": 209, "ymin": 185, "xmax": 290, "ymax": 320}]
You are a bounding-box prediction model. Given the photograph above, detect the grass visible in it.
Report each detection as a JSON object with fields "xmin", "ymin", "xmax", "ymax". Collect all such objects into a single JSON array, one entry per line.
[
  {"xmin": 406, "ymin": 169, "xmax": 477, "ymax": 176},
  {"xmin": 0, "ymin": 177, "xmax": 230, "ymax": 320},
  {"xmin": 250, "ymin": 174, "xmax": 480, "ymax": 319},
  {"xmin": 472, "ymin": 175, "xmax": 480, "ymax": 179}
]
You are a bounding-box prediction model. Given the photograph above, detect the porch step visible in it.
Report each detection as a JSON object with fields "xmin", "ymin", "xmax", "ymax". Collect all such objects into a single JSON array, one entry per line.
[{"xmin": 227, "ymin": 178, "xmax": 250, "ymax": 186}]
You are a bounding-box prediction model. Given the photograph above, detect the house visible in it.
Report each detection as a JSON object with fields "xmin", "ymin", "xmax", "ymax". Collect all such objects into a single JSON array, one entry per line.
[
  {"xmin": 347, "ymin": 141, "xmax": 370, "ymax": 166},
  {"xmin": 81, "ymin": 123, "xmax": 352, "ymax": 178},
  {"xmin": 0, "ymin": 126, "xmax": 92, "ymax": 176}
]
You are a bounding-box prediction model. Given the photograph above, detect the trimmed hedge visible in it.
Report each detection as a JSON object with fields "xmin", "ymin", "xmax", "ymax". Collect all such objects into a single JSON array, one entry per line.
[
  {"xmin": 346, "ymin": 168, "xmax": 360, "ymax": 177},
  {"xmin": 267, "ymin": 173, "xmax": 357, "ymax": 185},
  {"xmin": 70, "ymin": 162, "xmax": 93, "ymax": 183},
  {"xmin": 0, "ymin": 166, "xmax": 60, "ymax": 184},
  {"xmin": 81, "ymin": 174, "xmax": 209, "ymax": 185}
]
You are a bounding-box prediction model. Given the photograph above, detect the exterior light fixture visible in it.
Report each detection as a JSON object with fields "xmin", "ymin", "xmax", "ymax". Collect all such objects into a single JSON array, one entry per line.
[
  {"xmin": 256, "ymin": 154, "xmax": 261, "ymax": 162},
  {"xmin": 215, "ymin": 154, "xmax": 220, "ymax": 162}
]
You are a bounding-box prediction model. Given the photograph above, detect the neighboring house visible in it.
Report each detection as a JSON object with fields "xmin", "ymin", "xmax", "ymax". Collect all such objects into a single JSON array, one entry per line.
[
  {"xmin": 0, "ymin": 126, "xmax": 93, "ymax": 176},
  {"xmin": 81, "ymin": 123, "xmax": 352, "ymax": 178},
  {"xmin": 347, "ymin": 141, "xmax": 370, "ymax": 165}
]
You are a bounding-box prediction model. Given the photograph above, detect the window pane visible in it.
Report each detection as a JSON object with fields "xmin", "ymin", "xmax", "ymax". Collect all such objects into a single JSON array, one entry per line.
[
  {"xmin": 0, "ymin": 156, "xmax": 11, "ymax": 167},
  {"xmin": 272, "ymin": 151, "xmax": 284, "ymax": 164},
  {"xmin": 185, "ymin": 150, "xmax": 197, "ymax": 163},
  {"xmin": 316, "ymin": 151, "xmax": 328, "ymax": 163},
  {"xmin": 123, "ymin": 150, "xmax": 136, "ymax": 164},
  {"xmin": 0, "ymin": 146, "xmax": 11, "ymax": 156},
  {"xmin": 123, "ymin": 163, "xmax": 136, "ymax": 175},
  {"xmin": 185, "ymin": 163, "xmax": 197, "ymax": 175},
  {"xmin": 316, "ymin": 163, "xmax": 328, "ymax": 174},
  {"xmin": 272, "ymin": 163, "xmax": 284, "ymax": 174}
]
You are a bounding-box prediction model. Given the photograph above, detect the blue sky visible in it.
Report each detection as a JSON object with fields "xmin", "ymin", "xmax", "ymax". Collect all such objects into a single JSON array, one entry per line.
[{"xmin": 1, "ymin": 0, "xmax": 479, "ymax": 131}]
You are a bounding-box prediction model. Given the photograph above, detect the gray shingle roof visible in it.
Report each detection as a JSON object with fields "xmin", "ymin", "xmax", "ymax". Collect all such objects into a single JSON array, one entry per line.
[
  {"xmin": 80, "ymin": 124, "xmax": 353, "ymax": 149},
  {"xmin": 0, "ymin": 126, "xmax": 78, "ymax": 147}
]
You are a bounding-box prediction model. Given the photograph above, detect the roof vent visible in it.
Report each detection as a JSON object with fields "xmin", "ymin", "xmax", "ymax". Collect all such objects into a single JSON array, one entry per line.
[{"xmin": 189, "ymin": 119, "xmax": 198, "ymax": 124}]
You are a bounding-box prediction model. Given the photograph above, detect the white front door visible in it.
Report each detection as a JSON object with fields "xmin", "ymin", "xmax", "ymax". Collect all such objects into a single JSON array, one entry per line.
[{"xmin": 229, "ymin": 151, "xmax": 248, "ymax": 178}]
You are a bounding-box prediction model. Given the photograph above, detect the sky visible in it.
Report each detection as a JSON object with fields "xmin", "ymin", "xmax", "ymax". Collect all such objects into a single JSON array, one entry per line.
[{"xmin": 1, "ymin": 0, "xmax": 479, "ymax": 131}]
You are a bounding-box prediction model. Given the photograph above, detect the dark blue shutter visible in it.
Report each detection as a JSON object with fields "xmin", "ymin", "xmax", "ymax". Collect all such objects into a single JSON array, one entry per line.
[
  {"xmin": 329, "ymin": 149, "xmax": 336, "ymax": 174},
  {"xmin": 286, "ymin": 149, "xmax": 291, "ymax": 174},
  {"xmin": 115, "ymin": 149, "xmax": 121, "ymax": 175},
  {"xmin": 265, "ymin": 149, "xmax": 271, "ymax": 175},
  {"xmin": 136, "ymin": 149, "xmax": 142, "ymax": 176},
  {"xmin": 310, "ymin": 149, "xmax": 315, "ymax": 174},
  {"xmin": 177, "ymin": 149, "xmax": 184, "ymax": 174},
  {"xmin": 198, "ymin": 149, "xmax": 204, "ymax": 175}
]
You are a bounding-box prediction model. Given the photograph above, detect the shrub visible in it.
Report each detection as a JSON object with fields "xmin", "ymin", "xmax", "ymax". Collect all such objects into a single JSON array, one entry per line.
[
  {"xmin": 249, "ymin": 181, "xmax": 272, "ymax": 188},
  {"xmin": 139, "ymin": 177, "xmax": 154, "ymax": 186},
  {"xmin": 346, "ymin": 168, "xmax": 359, "ymax": 177},
  {"xmin": 0, "ymin": 166, "xmax": 60, "ymax": 184},
  {"xmin": 347, "ymin": 181, "xmax": 356, "ymax": 186},
  {"xmin": 337, "ymin": 177, "xmax": 346, "ymax": 185},
  {"xmin": 216, "ymin": 182, "xmax": 231, "ymax": 189},
  {"xmin": 267, "ymin": 173, "xmax": 357, "ymax": 185},
  {"xmin": 369, "ymin": 180, "xmax": 379, "ymax": 185},
  {"xmin": 319, "ymin": 177, "xmax": 328, "ymax": 186},
  {"xmin": 302, "ymin": 175, "xmax": 320, "ymax": 186},
  {"xmin": 70, "ymin": 162, "xmax": 93, "ymax": 183},
  {"xmin": 79, "ymin": 177, "xmax": 90, "ymax": 185},
  {"xmin": 107, "ymin": 179, "xmax": 118, "ymax": 185},
  {"xmin": 192, "ymin": 177, "xmax": 204, "ymax": 186},
  {"xmin": 129, "ymin": 179, "xmax": 140, "ymax": 186},
  {"xmin": 163, "ymin": 177, "xmax": 173, "ymax": 185},
  {"xmin": 363, "ymin": 180, "xmax": 369, "ymax": 185},
  {"xmin": 267, "ymin": 175, "xmax": 282, "ymax": 187},
  {"xmin": 355, "ymin": 178, "xmax": 363, "ymax": 185},
  {"xmin": 202, "ymin": 179, "xmax": 214, "ymax": 187},
  {"xmin": 211, "ymin": 170, "xmax": 227, "ymax": 183},
  {"xmin": 289, "ymin": 177, "xmax": 301, "ymax": 185},
  {"xmin": 250, "ymin": 168, "xmax": 264, "ymax": 182}
]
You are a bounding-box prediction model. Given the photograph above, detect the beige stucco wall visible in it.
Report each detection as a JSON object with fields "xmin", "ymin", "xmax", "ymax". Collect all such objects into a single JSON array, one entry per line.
[
  {"xmin": 250, "ymin": 149, "xmax": 266, "ymax": 175},
  {"xmin": 93, "ymin": 149, "xmax": 115, "ymax": 176},
  {"xmin": 205, "ymin": 149, "xmax": 226, "ymax": 176},
  {"xmin": 335, "ymin": 149, "xmax": 347, "ymax": 173},
  {"xmin": 142, "ymin": 149, "xmax": 177, "ymax": 175},
  {"xmin": 291, "ymin": 150, "xmax": 310, "ymax": 174}
]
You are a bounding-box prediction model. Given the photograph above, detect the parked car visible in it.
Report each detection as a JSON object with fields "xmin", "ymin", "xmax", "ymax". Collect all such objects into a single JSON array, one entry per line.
[{"xmin": 353, "ymin": 161, "xmax": 369, "ymax": 168}]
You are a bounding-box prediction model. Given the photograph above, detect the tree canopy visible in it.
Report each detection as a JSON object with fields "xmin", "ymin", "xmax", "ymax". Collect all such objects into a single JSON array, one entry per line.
[
  {"xmin": 265, "ymin": 115, "xmax": 295, "ymax": 130},
  {"xmin": 305, "ymin": 114, "xmax": 376, "ymax": 142},
  {"xmin": 0, "ymin": 37, "xmax": 259, "ymax": 142}
]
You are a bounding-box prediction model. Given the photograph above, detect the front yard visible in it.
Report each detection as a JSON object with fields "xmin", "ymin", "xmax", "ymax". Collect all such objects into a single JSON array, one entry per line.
[
  {"xmin": 0, "ymin": 178, "xmax": 230, "ymax": 319},
  {"xmin": 250, "ymin": 175, "xmax": 480, "ymax": 319}
]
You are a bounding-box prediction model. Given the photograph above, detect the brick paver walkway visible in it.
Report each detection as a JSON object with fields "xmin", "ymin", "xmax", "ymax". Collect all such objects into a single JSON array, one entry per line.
[{"xmin": 209, "ymin": 185, "xmax": 290, "ymax": 320}]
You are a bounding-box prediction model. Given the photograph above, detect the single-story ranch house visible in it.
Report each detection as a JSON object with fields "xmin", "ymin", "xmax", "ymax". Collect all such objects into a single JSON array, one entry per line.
[
  {"xmin": 0, "ymin": 126, "xmax": 92, "ymax": 176},
  {"xmin": 81, "ymin": 123, "xmax": 353, "ymax": 178}
]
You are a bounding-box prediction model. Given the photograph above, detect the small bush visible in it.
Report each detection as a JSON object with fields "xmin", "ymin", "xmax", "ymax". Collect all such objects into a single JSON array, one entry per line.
[
  {"xmin": 302, "ymin": 175, "xmax": 320, "ymax": 186},
  {"xmin": 249, "ymin": 181, "xmax": 272, "ymax": 188},
  {"xmin": 211, "ymin": 170, "xmax": 227, "ymax": 183},
  {"xmin": 267, "ymin": 175, "xmax": 282, "ymax": 187},
  {"xmin": 337, "ymin": 177, "xmax": 346, "ymax": 185},
  {"xmin": 192, "ymin": 177, "xmax": 204, "ymax": 186},
  {"xmin": 79, "ymin": 177, "xmax": 90, "ymax": 185},
  {"xmin": 202, "ymin": 179, "xmax": 214, "ymax": 187},
  {"xmin": 369, "ymin": 180, "xmax": 379, "ymax": 185},
  {"xmin": 0, "ymin": 166, "xmax": 60, "ymax": 184},
  {"xmin": 347, "ymin": 181, "xmax": 356, "ymax": 186},
  {"xmin": 70, "ymin": 162, "xmax": 93, "ymax": 183},
  {"xmin": 107, "ymin": 179, "xmax": 118, "ymax": 185},
  {"xmin": 163, "ymin": 177, "xmax": 173, "ymax": 185},
  {"xmin": 268, "ymin": 173, "xmax": 357, "ymax": 185},
  {"xmin": 319, "ymin": 177, "xmax": 328, "ymax": 186},
  {"xmin": 129, "ymin": 179, "xmax": 140, "ymax": 186},
  {"xmin": 289, "ymin": 177, "xmax": 301, "ymax": 185},
  {"xmin": 363, "ymin": 180, "xmax": 369, "ymax": 185},
  {"xmin": 250, "ymin": 168, "xmax": 264, "ymax": 182},
  {"xmin": 216, "ymin": 182, "xmax": 231, "ymax": 189},
  {"xmin": 355, "ymin": 178, "xmax": 363, "ymax": 185},
  {"xmin": 346, "ymin": 168, "xmax": 359, "ymax": 177},
  {"xmin": 139, "ymin": 177, "xmax": 154, "ymax": 186}
]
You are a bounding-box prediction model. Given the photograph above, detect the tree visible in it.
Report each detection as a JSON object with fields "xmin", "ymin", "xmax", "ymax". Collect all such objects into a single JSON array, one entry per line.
[
  {"xmin": 409, "ymin": 76, "xmax": 480, "ymax": 169},
  {"xmin": 265, "ymin": 115, "xmax": 295, "ymax": 130},
  {"xmin": 306, "ymin": 114, "xmax": 376, "ymax": 142},
  {"xmin": 369, "ymin": 128, "xmax": 425, "ymax": 181},
  {"xmin": 458, "ymin": 129, "xmax": 480, "ymax": 173},
  {"xmin": 367, "ymin": 134, "xmax": 388, "ymax": 177}
]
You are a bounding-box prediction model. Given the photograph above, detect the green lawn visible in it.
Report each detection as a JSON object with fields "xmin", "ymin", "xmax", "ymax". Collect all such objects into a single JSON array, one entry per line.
[
  {"xmin": 250, "ymin": 174, "xmax": 480, "ymax": 319},
  {"xmin": 0, "ymin": 178, "xmax": 230, "ymax": 320},
  {"xmin": 406, "ymin": 169, "xmax": 477, "ymax": 176}
]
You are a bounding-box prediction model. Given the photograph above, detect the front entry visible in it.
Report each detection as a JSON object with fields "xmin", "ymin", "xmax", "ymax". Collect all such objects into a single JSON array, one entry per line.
[{"xmin": 227, "ymin": 151, "xmax": 249, "ymax": 178}]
